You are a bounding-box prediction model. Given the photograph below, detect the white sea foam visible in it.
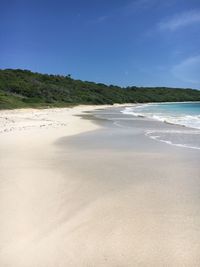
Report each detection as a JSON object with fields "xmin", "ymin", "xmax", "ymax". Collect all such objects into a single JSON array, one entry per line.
[
  {"xmin": 122, "ymin": 105, "xmax": 200, "ymax": 130},
  {"xmin": 122, "ymin": 104, "xmax": 200, "ymax": 150},
  {"xmin": 145, "ymin": 130, "xmax": 200, "ymax": 150}
]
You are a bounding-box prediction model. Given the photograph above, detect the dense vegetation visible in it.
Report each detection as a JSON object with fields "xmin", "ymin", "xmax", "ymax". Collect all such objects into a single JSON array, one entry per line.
[{"xmin": 0, "ymin": 69, "xmax": 200, "ymax": 109}]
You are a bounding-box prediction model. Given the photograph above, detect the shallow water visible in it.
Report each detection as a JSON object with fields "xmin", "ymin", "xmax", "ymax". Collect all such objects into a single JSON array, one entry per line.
[{"xmin": 121, "ymin": 102, "xmax": 200, "ymax": 150}]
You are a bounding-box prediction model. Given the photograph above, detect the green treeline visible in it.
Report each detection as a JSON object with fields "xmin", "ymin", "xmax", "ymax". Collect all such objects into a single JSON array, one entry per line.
[{"xmin": 0, "ymin": 69, "xmax": 200, "ymax": 109}]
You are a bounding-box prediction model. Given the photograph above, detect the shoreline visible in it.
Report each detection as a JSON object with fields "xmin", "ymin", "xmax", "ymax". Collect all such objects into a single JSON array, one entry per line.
[
  {"xmin": 0, "ymin": 104, "xmax": 200, "ymax": 266},
  {"xmin": 0, "ymin": 100, "xmax": 199, "ymax": 134},
  {"xmin": 0, "ymin": 104, "xmax": 133, "ymax": 137},
  {"xmin": 122, "ymin": 102, "xmax": 200, "ymax": 136}
]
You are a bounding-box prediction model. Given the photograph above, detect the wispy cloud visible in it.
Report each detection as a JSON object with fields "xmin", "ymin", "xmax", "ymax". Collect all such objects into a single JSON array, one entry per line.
[
  {"xmin": 172, "ymin": 55, "xmax": 200, "ymax": 85},
  {"xmin": 86, "ymin": 15, "xmax": 110, "ymax": 25},
  {"xmin": 90, "ymin": 0, "xmax": 159, "ymax": 24},
  {"xmin": 122, "ymin": 0, "xmax": 159, "ymax": 15},
  {"xmin": 158, "ymin": 10, "xmax": 200, "ymax": 31},
  {"xmin": 95, "ymin": 15, "xmax": 109, "ymax": 23},
  {"xmin": 126, "ymin": 0, "xmax": 155, "ymax": 10}
]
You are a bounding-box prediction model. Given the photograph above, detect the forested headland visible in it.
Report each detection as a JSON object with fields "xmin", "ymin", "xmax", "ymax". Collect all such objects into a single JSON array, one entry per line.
[{"xmin": 0, "ymin": 69, "xmax": 200, "ymax": 109}]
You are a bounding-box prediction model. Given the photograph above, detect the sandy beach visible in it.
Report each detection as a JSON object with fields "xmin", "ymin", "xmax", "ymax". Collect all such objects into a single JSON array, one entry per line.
[{"xmin": 0, "ymin": 105, "xmax": 200, "ymax": 266}]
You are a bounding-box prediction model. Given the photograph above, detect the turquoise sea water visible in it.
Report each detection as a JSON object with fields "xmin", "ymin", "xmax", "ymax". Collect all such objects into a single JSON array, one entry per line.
[
  {"xmin": 122, "ymin": 102, "xmax": 200, "ymax": 150},
  {"xmin": 122, "ymin": 102, "xmax": 200, "ymax": 129}
]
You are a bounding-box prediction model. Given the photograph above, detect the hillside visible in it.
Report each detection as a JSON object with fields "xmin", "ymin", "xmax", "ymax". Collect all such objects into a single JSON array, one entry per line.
[{"xmin": 0, "ymin": 69, "xmax": 200, "ymax": 109}]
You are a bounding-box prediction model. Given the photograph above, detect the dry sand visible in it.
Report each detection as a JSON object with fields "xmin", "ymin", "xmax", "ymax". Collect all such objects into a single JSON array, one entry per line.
[{"xmin": 0, "ymin": 105, "xmax": 200, "ymax": 266}]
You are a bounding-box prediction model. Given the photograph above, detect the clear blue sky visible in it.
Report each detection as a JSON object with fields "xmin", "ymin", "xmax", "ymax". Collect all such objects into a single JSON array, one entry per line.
[{"xmin": 1, "ymin": 0, "xmax": 200, "ymax": 88}]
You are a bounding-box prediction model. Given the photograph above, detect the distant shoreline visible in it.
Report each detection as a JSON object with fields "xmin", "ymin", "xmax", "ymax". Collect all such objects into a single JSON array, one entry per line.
[
  {"xmin": 1, "ymin": 69, "xmax": 200, "ymax": 109},
  {"xmin": 0, "ymin": 100, "xmax": 200, "ymax": 112}
]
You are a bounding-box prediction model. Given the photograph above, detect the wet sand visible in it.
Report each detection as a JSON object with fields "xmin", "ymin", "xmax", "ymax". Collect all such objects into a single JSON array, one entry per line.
[{"xmin": 0, "ymin": 106, "xmax": 200, "ymax": 266}]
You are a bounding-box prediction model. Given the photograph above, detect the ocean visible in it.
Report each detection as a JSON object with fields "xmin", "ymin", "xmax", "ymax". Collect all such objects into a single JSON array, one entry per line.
[{"xmin": 122, "ymin": 102, "xmax": 200, "ymax": 150}]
